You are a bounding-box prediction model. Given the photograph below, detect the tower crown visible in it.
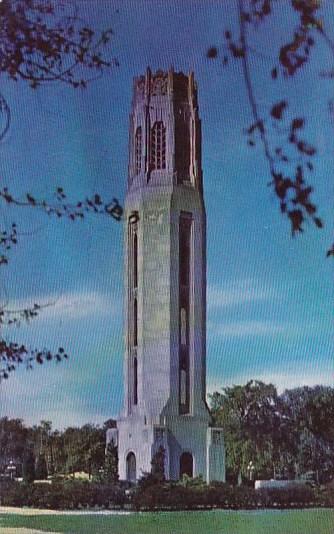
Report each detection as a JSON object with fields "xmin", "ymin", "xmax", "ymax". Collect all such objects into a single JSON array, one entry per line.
[{"xmin": 128, "ymin": 67, "xmax": 202, "ymax": 193}]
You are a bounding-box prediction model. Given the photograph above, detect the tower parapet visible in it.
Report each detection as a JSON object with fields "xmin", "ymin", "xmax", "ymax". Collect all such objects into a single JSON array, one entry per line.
[{"xmin": 128, "ymin": 68, "xmax": 202, "ymax": 194}]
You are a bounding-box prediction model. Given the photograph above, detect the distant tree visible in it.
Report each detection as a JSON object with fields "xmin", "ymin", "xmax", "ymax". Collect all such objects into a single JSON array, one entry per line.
[
  {"xmin": 280, "ymin": 385, "xmax": 334, "ymax": 480},
  {"xmin": 81, "ymin": 424, "xmax": 106, "ymax": 479},
  {"xmin": 210, "ymin": 380, "xmax": 280, "ymax": 481},
  {"xmin": 49, "ymin": 429, "xmax": 66, "ymax": 474},
  {"xmin": 35, "ymin": 453, "xmax": 48, "ymax": 480},
  {"xmin": 61, "ymin": 424, "xmax": 106, "ymax": 479},
  {"xmin": 104, "ymin": 441, "xmax": 119, "ymax": 484},
  {"xmin": 0, "ymin": 417, "xmax": 28, "ymax": 473},
  {"xmin": 207, "ymin": 0, "xmax": 333, "ymax": 255},
  {"xmin": 0, "ymin": 0, "xmax": 122, "ymax": 382},
  {"xmin": 211, "ymin": 382, "xmax": 334, "ymax": 483},
  {"xmin": 22, "ymin": 448, "xmax": 35, "ymax": 483},
  {"xmin": 103, "ymin": 419, "xmax": 117, "ymax": 431}
]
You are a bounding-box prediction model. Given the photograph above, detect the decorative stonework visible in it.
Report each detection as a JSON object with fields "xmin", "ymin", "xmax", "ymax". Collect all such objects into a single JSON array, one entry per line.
[
  {"xmin": 135, "ymin": 76, "xmax": 145, "ymax": 96},
  {"xmin": 151, "ymin": 71, "xmax": 168, "ymax": 96}
]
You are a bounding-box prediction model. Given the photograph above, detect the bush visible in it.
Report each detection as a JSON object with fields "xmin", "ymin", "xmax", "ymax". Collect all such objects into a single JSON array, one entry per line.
[
  {"xmin": 0, "ymin": 478, "xmax": 329, "ymax": 511},
  {"xmin": 133, "ymin": 481, "xmax": 320, "ymax": 511},
  {"xmin": 256, "ymin": 484, "xmax": 315, "ymax": 508},
  {"xmin": 0, "ymin": 480, "xmax": 127, "ymax": 509}
]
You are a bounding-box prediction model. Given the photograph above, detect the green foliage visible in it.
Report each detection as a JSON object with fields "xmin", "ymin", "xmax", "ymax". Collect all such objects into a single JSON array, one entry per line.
[
  {"xmin": 178, "ymin": 474, "xmax": 206, "ymax": 488},
  {"xmin": 104, "ymin": 442, "xmax": 119, "ymax": 484},
  {"xmin": 0, "ymin": 418, "xmax": 108, "ymax": 480},
  {"xmin": 133, "ymin": 480, "xmax": 320, "ymax": 511},
  {"xmin": 0, "ymin": 480, "xmax": 126, "ymax": 509},
  {"xmin": 1, "ymin": 509, "xmax": 334, "ymax": 534},
  {"xmin": 137, "ymin": 446, "xmax": 166, "ymax": 489},
  {"xmin": 63, "ymin": 424, "xmax": 105, "ymax": 478},
  {"xmin": 210, "ymin": 380, "xmax": 280, "ymax": 480},
  {"xmin": 210, "ymin": 382, "xmax": 334, "ymax": 483},
  {"xmin": 1, "ymin": 478, "xmax": 333, "ymax": 511}
]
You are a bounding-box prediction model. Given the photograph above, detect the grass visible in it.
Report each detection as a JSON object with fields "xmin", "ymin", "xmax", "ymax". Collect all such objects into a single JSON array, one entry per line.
[{"xmin": 0, "ymin": 509, "xmax": 334, "ymax": 534}]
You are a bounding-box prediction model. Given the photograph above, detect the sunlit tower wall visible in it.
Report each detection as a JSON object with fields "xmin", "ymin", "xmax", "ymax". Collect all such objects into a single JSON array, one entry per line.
[{"xmin": 107, "ymin": 68, "xmax": 225, "ymax": 483}]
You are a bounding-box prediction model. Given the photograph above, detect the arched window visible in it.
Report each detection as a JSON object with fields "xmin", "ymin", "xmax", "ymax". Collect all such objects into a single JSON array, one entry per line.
[
  {"xmin": 151, "ymin": 121, "xmax": 166, "ymax": 170},
  {"xmin": 126, "ymin": 452, "xmax": 136, "ymax": 483},
  {"xmin": 135, "ymin": 127, "xmax": 142, "ymax": 174}
]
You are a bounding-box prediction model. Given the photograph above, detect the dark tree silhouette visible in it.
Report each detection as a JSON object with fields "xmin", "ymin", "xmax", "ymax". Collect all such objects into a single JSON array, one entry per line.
[
  {"xmin": 35, "ymin": 453, "xmax": 48, "ymax": 480},
  {"xmin": 22, "ymin": 448, "xmax": 35, "ymax": 484},
  {"xmin": 104, "ymin": 442, "xmax": 119, "ymax": 484},
  {"xmin": 0, "ymin": 0, "xmax": 122, "ymax": 382},
  {"xmin": 207, "ymin": 0, "xmax": 333, "ymax": 255},
  {"xmin": 0, "ymin": 0, "xmax": 119, "ymax": 139}
]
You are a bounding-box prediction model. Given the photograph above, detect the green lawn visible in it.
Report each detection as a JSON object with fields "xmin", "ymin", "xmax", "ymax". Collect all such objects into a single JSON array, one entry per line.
[{"xmin": 0, "ymin": 509, "xmax": 333, "ymax": 534}]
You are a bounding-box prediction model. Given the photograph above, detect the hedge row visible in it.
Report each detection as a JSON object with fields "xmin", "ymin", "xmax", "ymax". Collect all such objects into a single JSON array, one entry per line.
[
  {"xmin": 0, "ymin": 480, "xmax": 126, "ymax": 509},
  {"xmin": 0, "ymin": 480, "xmax": 333, "ymax": 511},
  {"xmin": 132, "ymin": 482, "xmax": 322, "ymax": 511},
  {"xmin": 133, "ymin": 480, "xmax": 334, "ymax": 511}
]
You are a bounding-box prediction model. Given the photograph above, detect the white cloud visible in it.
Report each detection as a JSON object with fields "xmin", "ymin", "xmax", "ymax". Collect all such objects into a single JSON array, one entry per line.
[
  {"xmin": 3, "ymin": 290, "xmax": 121, "ymax": 323},
  {"xmin": 207, "ymin": 279, "xmax": 277, "ymax": 309},
  {"xmin": 208, "ymin": 319, "xmax": 285, "ymax": 338}
]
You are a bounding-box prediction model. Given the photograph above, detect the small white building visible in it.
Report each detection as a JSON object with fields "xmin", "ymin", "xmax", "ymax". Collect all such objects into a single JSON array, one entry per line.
[{"xmin": 107, "ymin": 68, "xmax": 225, "ymax": 483}]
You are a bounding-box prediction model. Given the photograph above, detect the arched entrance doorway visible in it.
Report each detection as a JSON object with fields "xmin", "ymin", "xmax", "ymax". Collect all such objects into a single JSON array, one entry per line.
[
  {"xmin": 126, "ymin": 452, "xmax": 136, "ymax": 483},
  {"xmin": 180, "ymin": 452, "xmax": 193, "ymax": 478}
]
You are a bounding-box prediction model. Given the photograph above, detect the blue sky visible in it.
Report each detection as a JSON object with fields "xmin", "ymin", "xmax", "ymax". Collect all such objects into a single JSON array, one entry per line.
[{"xmin": 0, "ymin": 1, "xmax": 333, "ymax": 429}]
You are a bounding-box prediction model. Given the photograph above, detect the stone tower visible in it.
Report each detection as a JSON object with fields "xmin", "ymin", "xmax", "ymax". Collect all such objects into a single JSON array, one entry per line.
[{"xmin": 107, "ymin": 68, "xmax": 225, "ymax": 483}]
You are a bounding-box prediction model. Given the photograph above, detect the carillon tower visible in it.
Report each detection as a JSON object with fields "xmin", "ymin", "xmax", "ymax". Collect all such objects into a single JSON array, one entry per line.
[{"xmin": 107, "ymin": 68, "xmax": 225, "ymax": 483}]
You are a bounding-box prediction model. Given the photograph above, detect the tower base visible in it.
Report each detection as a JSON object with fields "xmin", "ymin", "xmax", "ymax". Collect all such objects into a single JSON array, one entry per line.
[{"xmin": 106, "ymin": 417, "xmax": 225, "ymax": 483}]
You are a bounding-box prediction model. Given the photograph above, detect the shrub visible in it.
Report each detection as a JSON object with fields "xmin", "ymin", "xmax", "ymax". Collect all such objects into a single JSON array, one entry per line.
[
  {"xmin": 0, "ymin": 478, "xmax": 325, "ymax": 511},
  {"xmin": 104, "ymin": 443, "xmax": 119, "ymax": 484},
  {"xmin": 133, "ymin": 481, "xmax": 319, "ymax": 511},
  {"xmin": 0, "ymin": 480, "xmax": 127, "ymax": 509},
  {"xmin": 256, "ymin": 484, "xmax": 314, "ymax": 508}
]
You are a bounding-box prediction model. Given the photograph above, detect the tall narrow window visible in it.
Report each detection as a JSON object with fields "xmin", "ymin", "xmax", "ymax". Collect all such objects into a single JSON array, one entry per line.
[
  {"xmin": 135, "ymin": 126, "xmax": 142, "ymax": 174},
  {"xmin": 134, "ymin": 297, "xmax": 138, "ymax": 347},
  {"xmin": 179, "ymin": 218, "xmax": 191, "ymax": 288},
  {"xmin": 179, "ymin": 213, "xmax": 192, "ymax": 414},
  {"xmin": 180, "ymin": 308, "xmax": 187, "ymax": 346},
  {"xmin": 128, "ymin": 214, "xmax": 139, "ymax": 414},
  {"xmin": 134, "ymin": 357, "xmax": 138, "ymax": 405},
  {"xmin": 133, "ymin": 232, "xmax": 138, "ymax": 289},
  {"xmin": 151, "ymin": 121, "xmax": 166, "ymax": 170},
  {"xmin": 175, "ymin": 110, "xmax": 190, "ymax": 182}
]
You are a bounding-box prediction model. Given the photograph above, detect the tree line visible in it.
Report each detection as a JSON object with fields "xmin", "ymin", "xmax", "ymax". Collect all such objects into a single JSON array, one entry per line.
[
  {"xmin": 1, "ymin": 382, "xmax": 333, "ymax": 485},
  {"xmin": 210, "ymin": 381, "xmax": 334, "ymax": 484},
  {"xmin": 0, "ymin": 417, "xmax": 118, "ymax": 483}
]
